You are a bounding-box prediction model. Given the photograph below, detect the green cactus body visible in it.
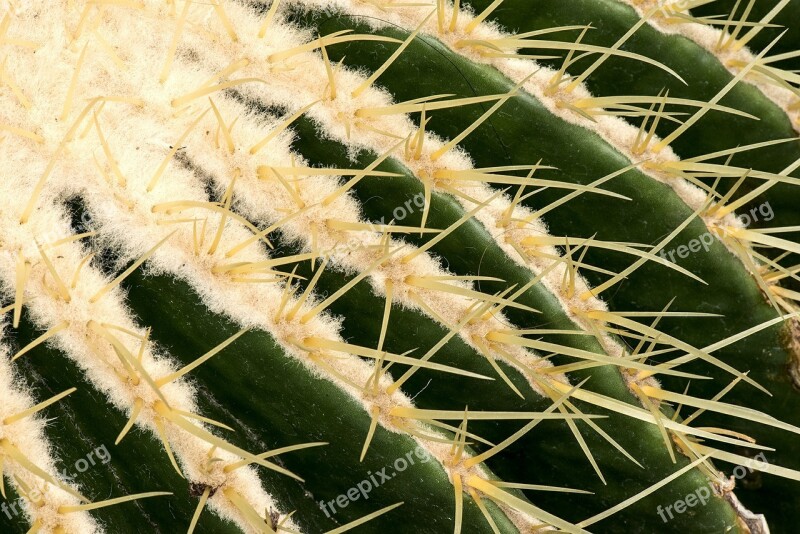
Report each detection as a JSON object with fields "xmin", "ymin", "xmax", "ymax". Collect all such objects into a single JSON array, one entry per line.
[{"xmin": 1, "ymin": 1, "xmax": 799, "ymax": 533}]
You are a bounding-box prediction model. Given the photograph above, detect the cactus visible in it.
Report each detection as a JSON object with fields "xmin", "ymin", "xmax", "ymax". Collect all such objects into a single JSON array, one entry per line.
[{"xmin": 1, "ymin": 0, "xmax": 800, "ymax": 532}]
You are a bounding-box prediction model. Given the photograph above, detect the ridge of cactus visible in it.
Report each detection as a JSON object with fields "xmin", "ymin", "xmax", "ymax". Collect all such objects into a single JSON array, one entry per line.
[
  {"xmin": 279, "ymin": 0, "xmax": 789, "ymax": 394},
  {"xmin": 8, "ymin": 311, "xmax": 259, "ymax": 533},
  {"xmin": 689, "ymin": 0, "xmax": 800, "ymax": 73},
  {"xmin": 619, "ymin": 0, "xmax": 800, "ymax": 129},
  {"xmin": 289, "ymin": 3, "xmax": 800, "ymax": 532},
  {"xmin": 0, "ymin": 1, "xmax": 799, "ymax": 533},
  {"xmin": 276, "ymin": 0, "xmax": 791, "ymax": 528},
  {"xmin": 0, "ymin": 335, "xmax": 101, "ymax": 533}
]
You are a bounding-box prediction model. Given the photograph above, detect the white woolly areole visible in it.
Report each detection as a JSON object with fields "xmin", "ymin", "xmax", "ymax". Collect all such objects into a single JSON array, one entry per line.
[{"xmin": 0, "ymin": 337, "xmax": 98, "ymax": 534}]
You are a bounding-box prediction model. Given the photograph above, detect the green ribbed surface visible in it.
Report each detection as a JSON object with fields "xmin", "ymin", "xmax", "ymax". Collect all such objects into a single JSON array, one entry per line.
[{"xmin": 2, "ymin": 2, "xmax": 799, "ymax": 533}]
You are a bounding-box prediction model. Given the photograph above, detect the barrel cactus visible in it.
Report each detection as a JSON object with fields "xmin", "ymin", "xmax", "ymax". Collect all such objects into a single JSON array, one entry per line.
[{"xmin": 1, "ymin": 0, "xmax": 800, "ymax": 532}]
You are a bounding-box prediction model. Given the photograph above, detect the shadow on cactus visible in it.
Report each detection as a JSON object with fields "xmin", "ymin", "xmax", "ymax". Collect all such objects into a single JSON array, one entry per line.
[{"xmin": 1, "ymin": 1, "xmax": 799, "ymax": 533}]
